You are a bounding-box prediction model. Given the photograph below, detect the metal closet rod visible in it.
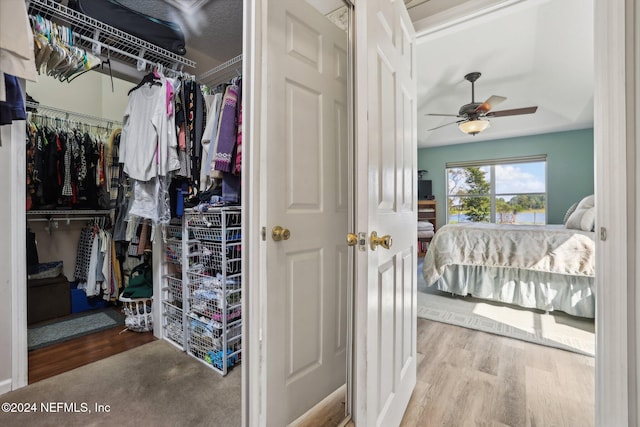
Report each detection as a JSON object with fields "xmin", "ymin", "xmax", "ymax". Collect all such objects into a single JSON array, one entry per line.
[
  {"xmin": 198, "ymin": 54, "xmax": 242, "ymax": 87},
  {"xmin": 27, "ymin": 217, "xmax": 101, "ymax": 223},
  {"xmin": 26, "ymin": 101, "xmax": 121, "ymax": 127}
]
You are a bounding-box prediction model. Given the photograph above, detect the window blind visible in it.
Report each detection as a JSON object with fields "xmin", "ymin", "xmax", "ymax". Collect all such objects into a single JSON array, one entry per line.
[{"xmin": 446, "ymin": 154, "xmax": 547, "ymax": 169}]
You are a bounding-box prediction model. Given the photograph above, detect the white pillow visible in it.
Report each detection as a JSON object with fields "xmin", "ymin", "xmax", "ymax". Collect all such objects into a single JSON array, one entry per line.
[
  {"xmin": 563, "ymin": 201, "xmax": 579, "ymax": 224},
  {"xmin": 565, "ymin": 195, "xmax": 595, "ymax": 231}
]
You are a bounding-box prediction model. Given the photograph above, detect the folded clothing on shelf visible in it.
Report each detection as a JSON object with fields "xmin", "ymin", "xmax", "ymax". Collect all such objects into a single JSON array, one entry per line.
[{"xmin": 417, "ymin": 221, "xmax": 434, "ymax": 231}]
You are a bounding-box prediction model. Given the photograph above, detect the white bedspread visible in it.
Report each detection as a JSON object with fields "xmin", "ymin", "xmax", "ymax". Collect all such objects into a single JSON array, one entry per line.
[
  {"xmin": 424, "ymin": 223, "xmax": 595, "ymax": 284},
  {"xmin": 422, "ymin": 223, "xmax": 596, "ymax": 318}
]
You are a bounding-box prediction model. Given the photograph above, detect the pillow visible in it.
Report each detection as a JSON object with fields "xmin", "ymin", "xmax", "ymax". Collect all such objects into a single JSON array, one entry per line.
[
  {"xmin": 565, "ymin": 195, "xmax": 595, "ymax": 231},
  {"xmin": 563, "ymin": 201, "xmax": 579, "ymax": 224}
]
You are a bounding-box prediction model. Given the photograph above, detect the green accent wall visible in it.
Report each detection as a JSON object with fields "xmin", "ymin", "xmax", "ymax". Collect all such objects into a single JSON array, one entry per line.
[{"xmin": 417, "ymin": 128, "xmax": 594, "ymax": 228}]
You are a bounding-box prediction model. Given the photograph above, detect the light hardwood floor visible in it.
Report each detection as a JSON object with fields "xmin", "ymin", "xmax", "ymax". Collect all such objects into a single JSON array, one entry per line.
[
  {"xmin": 306, "ymin": 318, "xmax": 594, "ymax": 426},
  {"xmin": 400, "ymin": 318, "xmax": 595, "ymax": 426}
]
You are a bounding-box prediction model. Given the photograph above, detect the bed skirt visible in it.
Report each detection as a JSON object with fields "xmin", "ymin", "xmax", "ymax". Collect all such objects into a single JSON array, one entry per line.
[{"xmin": 428, "ymin": 264, "xmax": 595, "ymax": 318}]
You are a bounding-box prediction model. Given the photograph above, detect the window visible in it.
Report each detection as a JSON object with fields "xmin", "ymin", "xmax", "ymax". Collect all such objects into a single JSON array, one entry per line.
[{"xmin": 446, "ymin": 155, "xmax": 547, "ymax": 225}]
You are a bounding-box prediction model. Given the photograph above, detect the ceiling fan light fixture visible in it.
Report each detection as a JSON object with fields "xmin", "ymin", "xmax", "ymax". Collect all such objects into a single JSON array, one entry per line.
[{"xmin": 458, "ymin": 119, "xmax": 490, "ymax": 135}]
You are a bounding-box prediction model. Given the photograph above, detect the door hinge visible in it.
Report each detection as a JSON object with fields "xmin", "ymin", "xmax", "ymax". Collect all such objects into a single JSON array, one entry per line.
[{"xmin": 600, "ymin": 226, "xmax": 607, "ymax": 241}]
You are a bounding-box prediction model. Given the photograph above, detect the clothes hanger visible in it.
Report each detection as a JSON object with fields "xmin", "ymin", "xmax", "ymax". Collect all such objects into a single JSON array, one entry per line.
[{"xmin": 128, "ymin": 69, "xmax": 162, "ymax": 95}]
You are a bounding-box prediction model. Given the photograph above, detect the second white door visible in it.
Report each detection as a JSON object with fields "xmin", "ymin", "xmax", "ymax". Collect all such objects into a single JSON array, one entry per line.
[{"xmin": 261, "ymin": 0, "xmax": 350, "ymax": 425}]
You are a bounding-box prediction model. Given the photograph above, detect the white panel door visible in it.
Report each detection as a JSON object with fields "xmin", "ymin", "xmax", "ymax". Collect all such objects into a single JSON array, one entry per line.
[
  {"xmin": 261, "ymin": 1, "xmax": 349, "ymax": 425},
  {"xmin": 354, "ymin": 0, "xmax": 417, "ymax": 426}
]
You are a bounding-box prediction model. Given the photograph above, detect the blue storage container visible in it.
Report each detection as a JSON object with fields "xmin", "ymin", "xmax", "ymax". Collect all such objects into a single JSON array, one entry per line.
[{"xmin": 70, "ymin": 286, "xmax": 108, "ymax": 313}]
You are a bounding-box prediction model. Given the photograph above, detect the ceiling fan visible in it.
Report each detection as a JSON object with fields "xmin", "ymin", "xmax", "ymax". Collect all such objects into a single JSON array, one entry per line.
[{"xmin": 427, "ymin": 72, "xmax": 538, "ymax": 135}]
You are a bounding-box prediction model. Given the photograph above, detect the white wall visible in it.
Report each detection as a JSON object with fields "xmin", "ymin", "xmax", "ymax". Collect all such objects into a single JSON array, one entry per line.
[{"xmin": 28, "ymin": 72, "xmax": 130, "ymax": 122}]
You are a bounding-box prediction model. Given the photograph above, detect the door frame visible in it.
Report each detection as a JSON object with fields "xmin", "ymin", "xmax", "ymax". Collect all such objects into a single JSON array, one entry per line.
[
  {"xmin": 592, "ymin": 0, "xmax": 638, "ymax": 424},
  {"xmin": 3, "ymin": 0, "xmax": 637, "ymax": 426}
]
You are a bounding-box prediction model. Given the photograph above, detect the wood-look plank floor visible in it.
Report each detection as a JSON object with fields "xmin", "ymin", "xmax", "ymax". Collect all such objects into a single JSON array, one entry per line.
[
  {"xmin": 290, "ymin": 385, "xmax": 347, "ymax": 427},
  {"xmin": 305, "ymin": 319, "xmax": 594, "ymax": 427},
  {"xmin": 28, "ymin": 309, "xmax": 156, "ymax": 384},
  {"xmin": 400, "ymin": 319, "xmax": 595, "ymax": 427}
]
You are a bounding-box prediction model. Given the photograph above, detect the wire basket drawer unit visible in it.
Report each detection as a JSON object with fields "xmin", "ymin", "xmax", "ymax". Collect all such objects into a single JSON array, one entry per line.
[
  {"xmin": 163, "ymin": 273, "xmax": 183, "ymax": 307},
  {"xmin": 187, "ymin": 271, "xmax": 241, "ymax": 320},
  {"xmin": 164, "ymin": 238, "xmax": 200, "ymax": 265},
  {"xmin": 169, "ymin": 206, "xmax": 242, "ymax": 375},
  {"xmin": 164, "ymin": 224, "xmax": 183, "ymax": 239},
  {"xmin": 162, "ymin": 301, "xmax": 184, "ymax": 348},
  {"xmin": 186, "ymin": 207, "xmax": 242, "ymax": 229},
  {"xmin": 198, "ymin": 241, "xmax": 242, "ymax": 274},
  {"xmin": 187, "ymin": 313, "xmax": 242, "ymax": 371}
]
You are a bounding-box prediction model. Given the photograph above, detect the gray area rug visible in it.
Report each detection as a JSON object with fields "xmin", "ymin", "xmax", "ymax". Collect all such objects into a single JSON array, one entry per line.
[
  {"xmin": 28, "ymin": 309, "xmax": 124, "ymax": 350},
  {"xmin": 417, "ymin": 261, "xmax": 595, "ymax": 357},
  {"xmin": 0, "ymin": 340, "xmax": 241, "ymax": 427}
]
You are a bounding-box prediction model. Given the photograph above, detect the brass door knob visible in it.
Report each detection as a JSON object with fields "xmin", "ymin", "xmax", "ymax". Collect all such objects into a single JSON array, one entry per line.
[
  {"xmin": 370, "ymin": 231, "xmax": 392, "ymax": 250},
  {"xmin": 272, "ymin": 226, "xmax": 291, "ymax": 241},
  {"xmin": 347, "ymin": 233, "xmax": 358, "ymax": 246}
]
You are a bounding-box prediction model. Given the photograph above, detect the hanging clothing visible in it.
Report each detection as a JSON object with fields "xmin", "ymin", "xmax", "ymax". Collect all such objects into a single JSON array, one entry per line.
[
  {"xmin": 120, "ymin": 79, "xmax": 179, "ymax": 181},
  {"xmin": 105, "ymin": 128, "xmax": 122, "ymax": 204},
  {"xmin": 214, "ymin": 83, "xmax": 239, "ymax": 173},
  {"xmin": 234, "ymin": 78, "xmax": 243, "ymax": 175},
  {"xmin": 26, "ymin": 120, "xmax": 110, "ymax": 210},
  {"xmin": 199, "ymin": 91, "xmax": 223, "ymax": 191}
]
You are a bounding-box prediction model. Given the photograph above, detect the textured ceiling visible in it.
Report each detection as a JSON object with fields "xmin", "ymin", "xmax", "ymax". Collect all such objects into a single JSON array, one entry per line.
[{"xmin": 117, "ymin": 0, "xmax": 243, "ymax": 74}]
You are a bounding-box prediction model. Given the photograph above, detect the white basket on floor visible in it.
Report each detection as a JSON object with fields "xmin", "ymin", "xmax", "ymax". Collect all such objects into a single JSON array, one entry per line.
[{"xmin": 119, "ymin": 295, "xmax": 153, "ymax": 332}]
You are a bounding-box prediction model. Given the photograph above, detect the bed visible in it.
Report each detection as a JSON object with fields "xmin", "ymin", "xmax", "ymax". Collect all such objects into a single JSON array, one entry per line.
[{"xmin": 422, "ymin": 222, "xmax": 596, "ymax": 318}]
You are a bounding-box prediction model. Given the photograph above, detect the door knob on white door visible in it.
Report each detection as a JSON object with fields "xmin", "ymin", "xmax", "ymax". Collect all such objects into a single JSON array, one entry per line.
[
  {"xmin": 370, "ymin": 231, "xmax": 392, "ymax": 250},
  {"xmin": 272, "ymin": 226, "xmax": 291, "ymax": 241}
]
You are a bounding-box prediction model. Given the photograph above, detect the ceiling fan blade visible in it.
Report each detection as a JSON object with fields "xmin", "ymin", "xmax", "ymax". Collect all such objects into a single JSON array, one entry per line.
[
  {"xmin": 426, "ymin": 113, "xmax": 460, "ymax": 117},
  {"xmin": 428, "ymin": 120, "xmax": 462, "ymax": 131},
  {"xmin": 475, "ymin": 95, "xmax": 507, "ymax": 114},
  {"xmin": 486, "ymin": 106, "xmax": 538, "ymax": 117}
]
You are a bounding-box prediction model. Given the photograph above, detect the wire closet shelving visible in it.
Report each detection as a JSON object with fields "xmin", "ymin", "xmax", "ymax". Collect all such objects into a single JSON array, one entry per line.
[
  {"xmin": 198, "ymin": 54, "xmax": 242, "ymax": 88},
  {"xmin": 26, "ymin": 0, "xmax": 196, "ymax": 73}
]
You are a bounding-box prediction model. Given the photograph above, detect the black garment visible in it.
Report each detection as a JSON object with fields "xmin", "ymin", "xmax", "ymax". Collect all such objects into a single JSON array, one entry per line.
[
  {"xmin": 0, "ymin": 74, "xmax": 26, "ymax": 125},
  {"xmin": 26, "ymin": 229, "xmax": 39, "ymax": 266},
  {"xmin": 41, "ymin": 128, "xmax": 60, "ymax": 206}
]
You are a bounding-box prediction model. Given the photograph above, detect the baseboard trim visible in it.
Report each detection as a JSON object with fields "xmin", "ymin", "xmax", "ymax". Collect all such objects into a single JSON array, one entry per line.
[{"xmin": 0, "ymin": 378, "xmax": 12, "ymax": 396}]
